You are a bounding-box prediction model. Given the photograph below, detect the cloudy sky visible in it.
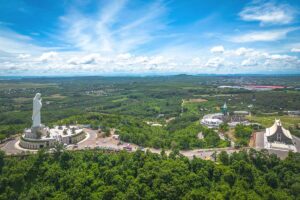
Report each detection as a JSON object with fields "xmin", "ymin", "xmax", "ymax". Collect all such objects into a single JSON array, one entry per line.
[{"xmin": 0, "ymin": 0, "xmax": 300, "ymax": 76}]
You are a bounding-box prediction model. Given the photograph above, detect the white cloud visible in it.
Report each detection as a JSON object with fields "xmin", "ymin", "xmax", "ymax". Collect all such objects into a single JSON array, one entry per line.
[
  {"xmin": 67, "ymin": 53, "xmax": 109, "ymax": 65},
  {"xmin": 133, "ymin": 56, "xmax": 148, "ymax": 64},
  {"xmin": 1, "ymin": 47, "xmax": 299, "ymax": 75},
  {"xmin": 117, "ymin": 53, "xmax": 132, "ymax": 60},
  {"xmin": 205, "ymin": 57, "xmax": 224, "ymax": 68},
  {"xmin": 60, "ymin": 0, "xmax": 167, "ymax": 54},
  {"xmin": 241, "ymin": 58, "xmax": 257, "ymax": 66},
  {"xmin": 0, "ymin": 28, "xmax": 45, "ymax": 54},
  {"xmin": 266, "ymin": 54, "xmax": 297, "ymax": 61},
  {"xmin": 191, "ymin": 57, "xmax": 202, "ymax": 65},
  {"xmin": 210, "ymin": 45, "xmax": 224, "ymax": 53},
  {"xmin": 222, "ymin": 46, "xmax": 300, "ymax": 71},
  {"xmin": 80, "ymin": 54, "xmax": 104, "ymax": 64},
  {"xmin": 148, "ymin": 56, "xmax": 167, "ymax": 65},
  {"xmin": 38, "ymin": 51, "xmax": 58, "ymax": 62},
  {"xmin": 18, "ymin": 54, "xmax": 31, "ymax": 59},
  {"xmin": 234, "ymin": 47, "xmax": 251, "ymax": 56},
  {"xmin": 291, "ymin": 48, "xmax": 300, "ymax": 52},
  {"xmin": 231, "ymin": 47, "xmax": 264, "ymax": 57},
  {"xmin": 239, "ymin": 1, "xmax": 296, "ymax": 25},
  {"xmin": 0, "ymin": 1, "xmax": 299, "ymax": 75},
  {"xmin": 230, "ymin": 28, "xmax": 297, "ymax": 43}
]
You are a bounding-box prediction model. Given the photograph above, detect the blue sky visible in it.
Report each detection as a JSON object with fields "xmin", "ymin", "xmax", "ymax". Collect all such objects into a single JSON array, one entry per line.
[{"xmin": 0, "ymin": 0, "xmax": 300, "ymax": 75}]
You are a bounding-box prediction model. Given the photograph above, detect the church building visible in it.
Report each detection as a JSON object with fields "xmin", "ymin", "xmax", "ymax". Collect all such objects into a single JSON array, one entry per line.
[{"xmin": 265, "ymin": 119, "xmax": 293, "ymax": 145}]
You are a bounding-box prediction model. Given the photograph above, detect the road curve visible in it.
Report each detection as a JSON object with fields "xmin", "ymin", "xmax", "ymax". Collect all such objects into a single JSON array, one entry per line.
[{"xmin": 1, "ymin": 129, "xmax": 293, "ymax": 160}]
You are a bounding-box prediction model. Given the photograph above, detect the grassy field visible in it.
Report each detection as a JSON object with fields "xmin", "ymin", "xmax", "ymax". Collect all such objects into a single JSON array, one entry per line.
[
  {"xmin": 13, "ymin": 97, "xmax": 32, "ymax": 103},
  {"xmin": 247, "ymin": 115, "xmax": 300, "ymax": 128},
  {"xmin": 47, "ymin": 94, "xmax": 67, "ymax": 99},
  {"xmin": 112, "ymin": 96, "xmax": 129, "ymax": 102},
  {"xmin": 0, "ymin": 83, "xmax": 58, "ymax": 89}
]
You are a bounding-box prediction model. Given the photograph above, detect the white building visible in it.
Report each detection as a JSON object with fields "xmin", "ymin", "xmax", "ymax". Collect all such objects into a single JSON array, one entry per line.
[
  {"xmin": 264, "ymin": 119, "xmax": 296, "ymax": 152},
  {"xmin": 201, "ymin": 113, "xmax": 224, "ymax": 128}
]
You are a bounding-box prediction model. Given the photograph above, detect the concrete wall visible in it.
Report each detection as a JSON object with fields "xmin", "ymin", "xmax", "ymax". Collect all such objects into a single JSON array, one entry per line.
[
  {"xmin": 19, "ymin": 138, "xmax": 55, "ymax": 149},
  {"xmin": 20, "ymin": 131, "xmax": 86, "ymax": 149},
  {"xmin": 70, "ymin": 132, "xmax": 86, "ymax": 144}
]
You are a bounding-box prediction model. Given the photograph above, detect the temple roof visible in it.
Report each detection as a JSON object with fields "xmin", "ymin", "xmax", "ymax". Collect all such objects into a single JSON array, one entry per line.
[{"xmin": 266, "ymin": 119, "xmax": 292, "ymax": 139}]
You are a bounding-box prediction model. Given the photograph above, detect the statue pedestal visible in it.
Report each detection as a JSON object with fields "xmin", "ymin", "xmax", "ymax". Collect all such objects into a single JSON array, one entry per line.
[{"xmin": 27, "ymin": 125, "xmax": 46, "ymax": 139}]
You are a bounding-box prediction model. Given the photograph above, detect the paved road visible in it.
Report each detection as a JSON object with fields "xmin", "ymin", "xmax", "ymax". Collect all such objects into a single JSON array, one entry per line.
[
  {"xmin": 292, "ymin": 135, "xmax": 300, "ymax": 152},
  {"xmin": 74, "ymin": 129, "xmax": 242, "ymax": 160},
  {"xmin": 1, "ymin": 138, "xmax": 22, "ymax": 155},
  {"xmin": 1, "ymin": 129, "xmax": 238, "ymax": 160},
  {"xmin": 1, "ymin": 129, "xmax": 298, "ymax": 160},
  {"xmin": 180, "ymin": 148, "xmax": 240, "ymax": 159},
  {"xmin": 67, "ymin": 129, "xmax": 141, "ymax": 152},
  {"xmin": 255, "ymin": 132, "xmax": 265, "ymax": 149}
]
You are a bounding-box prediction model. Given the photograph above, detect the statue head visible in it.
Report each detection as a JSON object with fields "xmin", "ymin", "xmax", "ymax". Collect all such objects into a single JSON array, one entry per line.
[{"xmin": 34, "ymin": 93, "xmax": 41, "ymax": 100}]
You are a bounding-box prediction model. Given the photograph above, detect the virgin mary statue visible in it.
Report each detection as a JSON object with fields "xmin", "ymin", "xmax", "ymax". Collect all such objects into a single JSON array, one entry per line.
[{"xmin": 32, "ymin": 93, "xmax": 42, "ymax": 127}]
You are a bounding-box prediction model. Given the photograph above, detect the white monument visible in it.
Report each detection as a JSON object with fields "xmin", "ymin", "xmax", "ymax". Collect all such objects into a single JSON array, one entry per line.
[
  {"xmin": 32, "ymin": 93, "xmax": 42, "ymax": 127},
  {"xmin": 21, "ymin": 93, "xmax": 86, "ymax": 149}
]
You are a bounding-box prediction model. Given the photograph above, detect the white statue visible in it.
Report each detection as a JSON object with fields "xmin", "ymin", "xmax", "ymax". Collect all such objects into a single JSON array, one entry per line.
[{"xmin": 32, "ymin": 93, "xmax": 42, "ymax": 127}]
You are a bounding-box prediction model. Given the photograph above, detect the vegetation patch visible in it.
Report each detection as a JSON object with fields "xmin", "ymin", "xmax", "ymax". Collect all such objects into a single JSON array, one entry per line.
[
  {"xmin": 247, "ymin": 115, "xmax": 300, "ymax": 128},
  {"xmin": 234, "ymin": 124, "xmax": 253, "ymax": 147},
  {"xmin": 1, "ymin": 76, "xmax": 300, "ymax": 146},
  {"xmin": 47, "ymin": 94, "xmax": 67, "ymax": 99},
  {"xmin": 183, "ymin": 98, "xmax": 208, "ymax": 103},
  {"xmin": 0, "ymin": 149, "xmax": 299, "ymax": 199},
  {"xmin": 0, "ymin": 83, "xmax": 58, "ymax": 90}
]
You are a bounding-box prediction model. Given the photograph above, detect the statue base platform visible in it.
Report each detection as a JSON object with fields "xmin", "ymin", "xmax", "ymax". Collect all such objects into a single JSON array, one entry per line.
[
  {"xmin": 21, "ymin": 125, "xmax": 86, "ymax": 149},
  {"xmin": 31, "ymin": 124, "xmax": 45, "ymax": 133},
  {"xmin": 24, "ymin": 125, "xmax": 47, "ymax": 139}
]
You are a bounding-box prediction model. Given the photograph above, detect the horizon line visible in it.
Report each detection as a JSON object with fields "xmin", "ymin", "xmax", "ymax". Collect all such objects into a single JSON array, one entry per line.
[{"xmin": 1, "ymin": 73, "xmax": 300, "ymax": 79}]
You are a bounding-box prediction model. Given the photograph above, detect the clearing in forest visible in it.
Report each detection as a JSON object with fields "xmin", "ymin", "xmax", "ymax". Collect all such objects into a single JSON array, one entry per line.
[
  {"xmin": 247, "ymin": 115, "xmax": 300, "ymax": 128},
  {"xmin": 183, "ymin": 98, "xmax": 208, "ymax": 104}
]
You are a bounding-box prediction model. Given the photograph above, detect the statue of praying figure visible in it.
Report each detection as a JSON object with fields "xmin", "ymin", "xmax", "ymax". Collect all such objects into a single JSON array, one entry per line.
[{"xmin": 32, "ymin": 93, "xmax": 42, "ymax": 127}]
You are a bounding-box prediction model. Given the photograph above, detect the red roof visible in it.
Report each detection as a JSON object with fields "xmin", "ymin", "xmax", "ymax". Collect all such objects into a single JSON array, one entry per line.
[{"xmin": 246, "ymin": 85, "xmax": 285, "ymax": 89}]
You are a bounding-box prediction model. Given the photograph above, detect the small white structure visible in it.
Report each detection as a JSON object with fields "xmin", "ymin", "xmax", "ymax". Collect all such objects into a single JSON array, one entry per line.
[
  {"xmin": 112, "ymin": 134, "xmax": 120, "ymax": 140},
  {"xmin": 20, "ymin": 93, "xmax": 86, "ymax": 150},
  {"xmin": 145, "ymin": 121, "xmax": 163, "ymax": 127},
  {"xmin": 201, "ymin": 113, "xmax": 224, "ymax": 128},
  {"xmin": 286, "ymin": 110, "xmax": 300, "ymax": 116},
  {"xmin": 201, "ymin": 111, "xmax": 252, "ymax": 128},
  {"xmin": 228, "ymin": 121, "xmax": 251, "ymax": 127},
  {"xmin": 264, "ymin": 119, "xmax": 296, "ymax": 152},
  {"xmin": 233, "ymin": 111, "xmax": 250, "ymax": 116}
]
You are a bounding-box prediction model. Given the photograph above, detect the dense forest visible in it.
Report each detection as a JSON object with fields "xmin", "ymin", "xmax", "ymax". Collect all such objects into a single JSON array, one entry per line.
[
  {"xmin": 58, "ymin": 112, "xmax": 230, "ymax": 150},
  {"xmin": 0, "ymin": 149, "xmax": 299, "ymax": 200}
]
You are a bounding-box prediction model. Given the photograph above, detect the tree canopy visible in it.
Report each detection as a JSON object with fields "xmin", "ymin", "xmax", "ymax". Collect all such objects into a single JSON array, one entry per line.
[{"xmin": 0, "ymin": 149, "xmax": 299, "ymax": 200}]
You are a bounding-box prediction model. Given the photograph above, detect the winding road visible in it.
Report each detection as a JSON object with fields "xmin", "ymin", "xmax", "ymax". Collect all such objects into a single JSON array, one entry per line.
[{"xmin": 1, "ymin": 129, "xmax": 297, "ymax": 160}]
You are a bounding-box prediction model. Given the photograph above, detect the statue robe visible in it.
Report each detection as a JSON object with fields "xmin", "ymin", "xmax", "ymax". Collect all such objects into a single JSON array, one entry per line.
[{"xmin": 32, "ymin": 96, "xmax": 42, "ymax": 127}]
